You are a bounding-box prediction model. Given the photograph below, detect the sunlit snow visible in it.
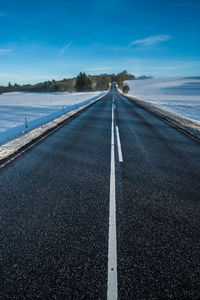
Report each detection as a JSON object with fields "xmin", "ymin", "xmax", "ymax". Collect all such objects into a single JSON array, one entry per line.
[
  {"xmin": 126, "ymin": 76, "xmax": 200, "ymax": 122},
  {"xmin": 0, "ymin": 91, "xmax": 104, "ymax": 145}
]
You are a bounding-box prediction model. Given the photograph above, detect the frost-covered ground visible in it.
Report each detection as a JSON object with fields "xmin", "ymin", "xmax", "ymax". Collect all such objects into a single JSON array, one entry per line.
[
  {"xmin": 0, "ymin": 91, "xmax": 104, "ymax": 145},
  {"xmin": 126, "ymin": 76, "xmax": 200, "ymax": 122}
]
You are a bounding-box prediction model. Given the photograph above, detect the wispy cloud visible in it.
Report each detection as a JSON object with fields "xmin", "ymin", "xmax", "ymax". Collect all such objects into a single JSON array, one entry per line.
[
  {"xmin": 126, "ymin": 58, "xmax": 200, "ymax": 77},
  {"xmin": 0, "ymin": 73, "xmax": 67, "ymax": 85},
  {"xmin": 111, "ymin": 34, "xmax": 172, "ymax": 55},
  {"xmin": 85, "ymin": 66, "xmax": 110, "ymax": 72},
  {"xmin": 0, "ymin": 49, "xmax": 13, "ymax": 54},
  {"xmin": 58, "ymin": 41, "xmax": 73, "ymax": 55},
  {"xmin": 130, "ymin": 35, "xmax": 171, "ymax": 47}
]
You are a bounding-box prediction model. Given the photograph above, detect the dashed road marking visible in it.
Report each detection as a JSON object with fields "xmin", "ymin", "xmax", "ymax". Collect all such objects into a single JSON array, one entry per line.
[{"xmin": 116, "ymin": 126, "xmax": 123, "ymax": 162}]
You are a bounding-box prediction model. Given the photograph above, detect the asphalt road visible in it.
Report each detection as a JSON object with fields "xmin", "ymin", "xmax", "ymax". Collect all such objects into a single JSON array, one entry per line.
[{"xmin": 0, "ymin": 84, "xmax": 200, "ymax": 299}]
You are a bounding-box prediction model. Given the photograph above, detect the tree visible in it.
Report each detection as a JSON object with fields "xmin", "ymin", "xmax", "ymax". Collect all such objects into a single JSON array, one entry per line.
[
  {"xmin": 75, "ymin": 72, "xmax": 92, "ymax": 91},
  {"xmin": 0, "ymin": 71, "xmax": 137, "ymax": 94},
  {"xmin": 96, "ymin": 75, "xmax": 111, "ymax": 91},
  {"xmin": 122, "ymin": 85, "xmax": 130, "ymax": 93},
  {"xmin": 116, "ymin": 70, "xmax": 130, "ymax": 89}
]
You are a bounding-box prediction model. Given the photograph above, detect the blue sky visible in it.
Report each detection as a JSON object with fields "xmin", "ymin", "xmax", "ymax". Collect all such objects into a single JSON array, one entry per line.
[{"xmin": 0, "ymin": 0, "xmax": 200, "ymax": 84}]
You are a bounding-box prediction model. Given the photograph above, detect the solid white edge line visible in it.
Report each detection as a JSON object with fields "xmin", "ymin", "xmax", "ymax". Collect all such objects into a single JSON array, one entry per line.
[
  {"xmin": 116, "ymin": 126, "xmax": 123, "ymax": 163},
  {"xmin": 107, "ymin": 102, "xmax": 118, "ymax": 300}
]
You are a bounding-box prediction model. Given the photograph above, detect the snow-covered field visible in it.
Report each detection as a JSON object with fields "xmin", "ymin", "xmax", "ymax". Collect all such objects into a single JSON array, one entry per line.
[
  {"xmin": 0, "ymin": 91, "xmax": 104, "ymax": 145},
  {"xmin": 126, "ymin": 76, "xmax": 200, "ymax": 122}
]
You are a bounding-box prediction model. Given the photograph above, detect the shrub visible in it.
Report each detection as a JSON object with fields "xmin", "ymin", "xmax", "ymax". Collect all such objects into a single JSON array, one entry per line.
[{"xmin": 122, "ymin": 85, "xmax": 130, "ymax": 93}]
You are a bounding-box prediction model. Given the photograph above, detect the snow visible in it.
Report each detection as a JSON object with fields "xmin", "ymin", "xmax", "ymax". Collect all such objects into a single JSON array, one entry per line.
[
  {"xmin": 125, "ymin": 76, "xmax": 200, "ymax": 122},
  {"xmin": 0, "ymin": 93, "xmax": 106, "ymax": 163},
  {"xmin": 0, "ymin": 91, "xmax": 105, "ymax": 145}
]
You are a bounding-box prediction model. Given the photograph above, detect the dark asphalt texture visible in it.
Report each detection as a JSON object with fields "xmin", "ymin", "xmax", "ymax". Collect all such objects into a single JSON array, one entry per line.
[{"xmin": 1, "ymin": 85, "xmax": 200, "ymax": 299}]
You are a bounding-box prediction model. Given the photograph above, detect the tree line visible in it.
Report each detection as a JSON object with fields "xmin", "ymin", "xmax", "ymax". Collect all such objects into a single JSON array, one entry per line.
[{"xmin": 0, "ymin": 71, "xmax": 151, "ymax": 94}]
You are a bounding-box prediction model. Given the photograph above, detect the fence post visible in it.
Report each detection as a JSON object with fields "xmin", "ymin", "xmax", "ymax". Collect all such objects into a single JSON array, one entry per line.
[{"xmin": 25, "ymin": 117, "xmax": 28, "ymax": 129}]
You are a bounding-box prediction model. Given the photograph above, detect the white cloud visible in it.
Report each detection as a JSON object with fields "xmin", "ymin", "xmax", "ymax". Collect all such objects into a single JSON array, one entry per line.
[
  {"xmin": 130, "ymin": 35, "xmax": 171, "ymax": 47},
  {"xmin": 0, "ymin": 49, "xmax": 13, "ymax": 54},
  {"xmin": 58, "ymin": 41, "xmax": 72, "ymax": 55}
]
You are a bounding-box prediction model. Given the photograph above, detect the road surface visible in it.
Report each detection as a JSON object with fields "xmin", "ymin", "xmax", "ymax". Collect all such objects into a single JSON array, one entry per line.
[{"xmin": 1, "ymin": 84, "xmax": 200, "ymax": 299}]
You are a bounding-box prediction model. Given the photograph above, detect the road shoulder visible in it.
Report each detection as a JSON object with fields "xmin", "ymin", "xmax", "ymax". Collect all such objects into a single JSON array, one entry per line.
[{"xmin": 121, "ymin": 91, "xmax": 200, "ymax": 143}]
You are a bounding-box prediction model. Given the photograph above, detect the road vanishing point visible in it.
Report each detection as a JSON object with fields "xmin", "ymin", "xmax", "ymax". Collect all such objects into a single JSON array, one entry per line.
[{"xmin": 1, "ymin": 84, "xmax": 200, "ymax": 299}]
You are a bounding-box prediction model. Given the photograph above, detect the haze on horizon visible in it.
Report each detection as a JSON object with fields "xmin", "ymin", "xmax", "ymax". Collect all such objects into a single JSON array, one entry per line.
[{"xmin": 0, "ymin": 0, "xmax": 200, "ymax": 85}]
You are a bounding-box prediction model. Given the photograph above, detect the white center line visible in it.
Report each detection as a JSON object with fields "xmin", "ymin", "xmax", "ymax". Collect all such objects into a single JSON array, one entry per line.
[
  {"xmin": 116, "ymin": 126, "xmax": 123, "ymax": 163},
  {"xmin": 107, "ymin": 101, "xmax": 118, "ymax": 300}
]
